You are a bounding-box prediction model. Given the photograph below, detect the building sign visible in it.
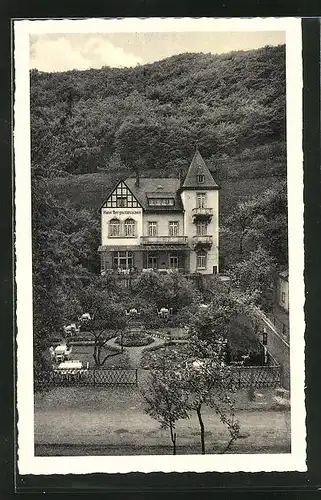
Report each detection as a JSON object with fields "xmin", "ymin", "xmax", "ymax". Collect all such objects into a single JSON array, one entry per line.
[{"xmin": 102, "ymin": 209, "xmax": 141, "ymax": 215}]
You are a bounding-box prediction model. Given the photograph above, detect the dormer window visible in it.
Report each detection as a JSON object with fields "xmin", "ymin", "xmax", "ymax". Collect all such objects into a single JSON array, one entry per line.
[
  {"xmin": 197, "ymin": 174, "xmax": 205, "ymax": 184},
  {"xmin": 148, "ymin": 198, "xmax": 175, "ymax": 207}
]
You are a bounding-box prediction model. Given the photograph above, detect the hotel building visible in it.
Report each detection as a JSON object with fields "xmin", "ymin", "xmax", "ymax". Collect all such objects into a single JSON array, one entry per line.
[{"xmin": 99, "ymin": 149, "xmax": 220, "ymax": 275}]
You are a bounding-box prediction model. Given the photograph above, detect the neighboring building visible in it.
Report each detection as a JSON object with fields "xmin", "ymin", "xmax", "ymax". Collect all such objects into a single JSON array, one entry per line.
[
  {"xmin": 277, "ymin": 270, "xmax": 289, "ymax": 312},
  {"xmin": 98, "ymin": 148, "xmax": 220, "ymax": 275}
]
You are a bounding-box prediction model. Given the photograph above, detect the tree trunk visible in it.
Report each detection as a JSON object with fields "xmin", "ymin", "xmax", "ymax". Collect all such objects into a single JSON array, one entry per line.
[
  {"xmin": 97, "ymin": 346, "xmax": 102, "ymax": 366},
  {"xmin": 196, "ymin": 405, "xmax": 206, "ymax": 455},
  {"xmin": 239, "ymin": 234, "xmax": 244, "ymax": 255},
  {"xmin": 170, "ymin": 424, "xmax": 177, "ymax": 455},
  {"xmin": 93, "ymin": 344, "xmax": 99, "ymax": 367}
]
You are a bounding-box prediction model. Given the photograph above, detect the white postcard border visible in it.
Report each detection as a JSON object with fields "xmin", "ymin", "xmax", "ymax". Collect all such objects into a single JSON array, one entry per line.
[{"xmin": 15, "ymin": 17, "xmax": 306, "ymax": 475}]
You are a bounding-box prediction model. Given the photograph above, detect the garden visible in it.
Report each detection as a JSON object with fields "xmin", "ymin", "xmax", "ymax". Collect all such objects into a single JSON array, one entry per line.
[{"xmin": 34, "ymin": 270, "xmax": 288, "ymax": 456}]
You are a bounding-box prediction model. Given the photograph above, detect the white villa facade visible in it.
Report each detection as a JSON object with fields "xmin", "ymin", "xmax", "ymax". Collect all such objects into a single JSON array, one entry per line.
[{"xmin": 98, "ymin": 149, "xmax": 220, "ymax": 275}]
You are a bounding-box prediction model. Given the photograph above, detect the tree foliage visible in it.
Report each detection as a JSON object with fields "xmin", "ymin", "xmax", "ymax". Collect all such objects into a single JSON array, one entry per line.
[{"xmin": 142, "ymin": 329, "xmax": 240, "ymax": 455}]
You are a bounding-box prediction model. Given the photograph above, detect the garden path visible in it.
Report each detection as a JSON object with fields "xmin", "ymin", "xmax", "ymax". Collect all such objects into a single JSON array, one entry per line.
[{"xmin": 106, "ymin": 336, "xmax": 165, "ymax": 369}]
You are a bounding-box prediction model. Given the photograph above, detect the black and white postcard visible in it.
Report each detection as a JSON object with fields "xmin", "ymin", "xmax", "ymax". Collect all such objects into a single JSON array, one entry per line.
[{"xmin": 14, "ymin": 17, "xmax": 306, "ymax": 474}]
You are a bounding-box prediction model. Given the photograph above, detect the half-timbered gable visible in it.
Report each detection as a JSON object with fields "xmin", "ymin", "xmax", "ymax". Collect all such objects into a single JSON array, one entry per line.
[{"xmin": 102, "ymin": 181, "xmax": 141, "ymax": 209}]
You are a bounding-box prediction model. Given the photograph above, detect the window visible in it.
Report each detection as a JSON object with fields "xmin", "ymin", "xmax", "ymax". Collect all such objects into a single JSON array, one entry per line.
[
  {"xmin": 148, "ymin": 221, "xmax": 158, "ymax": 236},
  {"xmin": 197, "ymin": 174, "xmax": 205, "ymax": 184},
  {"xmin": 169, "ymin": 255, "xmax": 178, "ymax": 269},
  {"xmin": 281, "ymin": 292, "xmax": 286, "ymax": 303},
  {"xmin": 148, "ymin": 256, "xmax": 158, "ymax": 269},
  {"xmin": 196, "ymin": 193, "xmax": 206, "ymax": 208},
  {"xmin": 197, "ymin": 251, "xmax": 207, "ymax": 269},
  {"xmin": 169, "ymin": 221, "xmax": 179, "ymax": 237},
  {"xmin": 113, "ymin": 251, "xmax": 133, "ymax": 270},
  {"xmin": 196, "ymin": 221, "xmax": 207, "ymax": 236},
  {"xmin": 124, "ymin": 218, "xmax": 136, "ymax": 237},
  {"xmin": 116, "ymin": 196, "xmax": 128, "ymax": 208},
  {"xmin": 109, "ymin": 218, "xmax": 121, "ymax": 237}
]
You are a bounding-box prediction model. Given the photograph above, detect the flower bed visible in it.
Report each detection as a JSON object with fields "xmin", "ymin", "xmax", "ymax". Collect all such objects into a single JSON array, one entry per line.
[
  {"xmin": 115, "ymin": 331, "xmax": 154, "ymax": 347},
  {"xmin": 140, "ymin": 341, "xmax": 187, "ymax": 369},
  {"xmin": 150, "ymin": 327, "xmax": 189, "ymax": 341}
]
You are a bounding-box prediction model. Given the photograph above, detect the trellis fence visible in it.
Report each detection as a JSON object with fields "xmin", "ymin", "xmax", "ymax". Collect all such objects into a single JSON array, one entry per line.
[
  {"xmin": 35, "ymin": 365, "xmax": 281, "ymax": 391},
  {"xmin": 35, "ymin": 368, "xmax": 138, "ymax": 390},
  {"xmin": 148, "ymin": 365, "xmax": 282, "ymax": 390},
  {"xmin": 227, "ymin": 365, "xmax": 282, "ymax": 389}
]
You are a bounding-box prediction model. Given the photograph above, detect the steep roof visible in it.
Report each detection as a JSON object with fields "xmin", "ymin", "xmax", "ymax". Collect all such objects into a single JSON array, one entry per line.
[
  {"xmin": 182, "ymin": 148, "xmax": 219, "ymax": 189},
  {"xmin": 125, "ymin": 177, "xmax": 183, "ymax": 212}
]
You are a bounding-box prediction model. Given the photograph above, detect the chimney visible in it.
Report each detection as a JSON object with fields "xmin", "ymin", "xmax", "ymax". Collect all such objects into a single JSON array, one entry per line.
[
  {"xmin": 178, "ymin": 169, "xmax": 184, "ymax": 187},
  {"xmin": 135, "ymin": 169, "xmax": 140, "ymax": 187}
]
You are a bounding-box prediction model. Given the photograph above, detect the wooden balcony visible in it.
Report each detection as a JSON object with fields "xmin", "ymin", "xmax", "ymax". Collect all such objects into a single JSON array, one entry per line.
[
  {"xmin": 140, "ymin": 236, "xmax": 188, "ymax": 245},
  {"xmin": 192, "ymin": 235, "xmax": 213, "ymax": 249},
  {"xmin": 192, "ymin": 207, "xmax": 213, "ymax": 221}
]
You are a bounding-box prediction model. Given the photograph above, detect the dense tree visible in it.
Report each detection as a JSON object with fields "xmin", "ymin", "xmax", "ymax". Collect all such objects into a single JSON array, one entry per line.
[
  {"xmin": 222, "ymin": 181, "xmax": 287, "ymax": 268},
  {"xmin": 131, "ymin": 272, "xmax": 202, "ymax": 313},
  {"xmin": 32, "ymin": 172, "xmax": 101, "ymax": 372},
  {"xmin": 230, "ymin": 246, "xmax": 277, "ymax": 311}
]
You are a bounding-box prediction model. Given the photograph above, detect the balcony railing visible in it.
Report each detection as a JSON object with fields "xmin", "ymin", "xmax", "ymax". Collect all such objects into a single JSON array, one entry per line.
[
  {"xmin": 192, "ymin": 207, "xmax": 213, "ymax": 220},
  {"xmin": 142, "ymin": 267, "xmax": 186, "ymax": 274},
  {"xmin": 192, "ymin": 235, "xmax": 213, "ymax": 249},
  {"xmin": 140, "ymin": 236, "xmax": 188, "ymax": 245}
]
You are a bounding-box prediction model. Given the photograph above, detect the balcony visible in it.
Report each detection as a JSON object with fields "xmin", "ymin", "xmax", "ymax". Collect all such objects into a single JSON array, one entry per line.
[
  {"xmin": 192, "ymin": 235, "xmax": 213, "ymax": 249},
  {"xmin": 192, "ymin": 207, "xmax": 213, "ymax": 221},
  {"xmin": 140, "ymin": 236, "xmax": 188, "ymax": 245}
]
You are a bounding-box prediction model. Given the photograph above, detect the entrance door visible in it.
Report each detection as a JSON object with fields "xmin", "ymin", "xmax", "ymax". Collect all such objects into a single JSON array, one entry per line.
[{"xmin": 169, "ymin": 255, "xmax": 178, "ymax": 269}]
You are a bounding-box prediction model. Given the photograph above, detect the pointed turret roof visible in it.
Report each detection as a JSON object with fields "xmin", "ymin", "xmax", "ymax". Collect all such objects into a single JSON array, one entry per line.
[{"xmin": 182, "ymin": 148, "xmax": 219, "ymax": 190}]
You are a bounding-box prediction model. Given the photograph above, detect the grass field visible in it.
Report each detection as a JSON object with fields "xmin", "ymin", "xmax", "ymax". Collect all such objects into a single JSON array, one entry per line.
[{"xmin": 49, "ymin": 173, "xmax": 285, "ymax": 219}]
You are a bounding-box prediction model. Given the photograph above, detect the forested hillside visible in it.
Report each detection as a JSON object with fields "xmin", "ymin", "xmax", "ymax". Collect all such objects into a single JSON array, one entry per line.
[{"xmin": 30, "ymin": 44, "xmax": 286, "ymax": 182}]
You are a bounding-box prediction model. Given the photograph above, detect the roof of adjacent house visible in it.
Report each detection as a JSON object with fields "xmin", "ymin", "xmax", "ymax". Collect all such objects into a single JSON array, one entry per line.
[
  {"xmin": 182, "ymin": 148, "xmax": 219, "ymax": 190},
  {"xmin": 125, "ymin": 177, "xmax": 184, "ymax": 211}
]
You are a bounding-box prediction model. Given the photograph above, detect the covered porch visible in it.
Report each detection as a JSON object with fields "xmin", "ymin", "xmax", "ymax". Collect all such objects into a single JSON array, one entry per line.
[
  {"xmin": 99, "ymin": 245, "xmax": 191, "ymax": 274},
  {"xmin": 141, "ymin": 245, "xmax": 190, "ymax": 274}
]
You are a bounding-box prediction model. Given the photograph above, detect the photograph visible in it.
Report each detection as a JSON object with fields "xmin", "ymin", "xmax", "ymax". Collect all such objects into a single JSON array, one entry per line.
[{"xmin": 14, "ymin": 17, "xmax": 305, "ymax": 475}]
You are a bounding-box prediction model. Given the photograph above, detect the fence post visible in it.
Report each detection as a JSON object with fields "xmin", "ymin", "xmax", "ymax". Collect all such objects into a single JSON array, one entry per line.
[
  {"xmin": 238, "ymin": 368, "xmax": 241, "ymax": 389},
  {"xmin": 93, "ymin": 368, "xmax": 96, "ymax": 387},
  {"xmin": 135, "ymin": 369, "xmax": 138, "ymax": 386},
  {"xmin": 279, "ymin": 364, "xmax": 284, "ymax": 388}
]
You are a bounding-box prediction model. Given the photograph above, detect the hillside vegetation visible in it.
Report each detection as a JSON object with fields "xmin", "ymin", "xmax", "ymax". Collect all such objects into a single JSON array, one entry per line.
[{"xmin": 31, "ymin": 45, "xmax": 286, "ymax": 183}]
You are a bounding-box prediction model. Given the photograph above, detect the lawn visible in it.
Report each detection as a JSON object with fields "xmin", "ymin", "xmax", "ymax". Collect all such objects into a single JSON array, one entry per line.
[
  {"xmin": 70, "ymin": 344, "xmax": 131, "ymax": 368},
  {"xmin": 34, "ymin": 385, "xmax": 290, "ymax": 456}
]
